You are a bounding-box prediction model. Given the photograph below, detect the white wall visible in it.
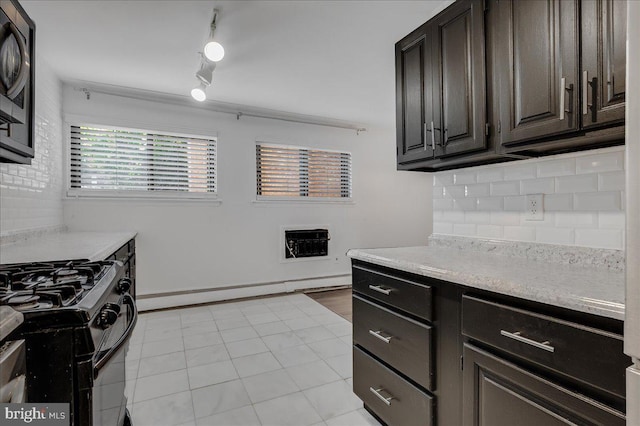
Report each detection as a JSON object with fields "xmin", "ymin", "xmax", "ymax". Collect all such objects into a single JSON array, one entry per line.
[
  {"xmin": 0, "ymin": 59, "xmax": 64, "ymax": 236},
  {"xmin": 432, "ymin": 146, "xmax": 626, "ymax": 249},
  {"xmin": 62, "ymin": 88, "xmax": 432, "ymax": 298}
]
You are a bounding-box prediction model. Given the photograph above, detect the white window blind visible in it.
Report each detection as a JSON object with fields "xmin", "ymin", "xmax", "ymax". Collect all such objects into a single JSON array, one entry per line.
[
  {"xmin": 256, "ymin": 144, "xmax": 352, "ymax": 199},
  {"xmin": 69, "ymin": 125, "xmax": 216, "ymax": 196}
]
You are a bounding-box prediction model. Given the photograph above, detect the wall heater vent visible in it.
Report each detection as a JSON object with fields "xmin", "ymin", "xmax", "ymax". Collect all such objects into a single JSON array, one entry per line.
[{"xmin": 285, "ymin": 229, "xmax": 329, "ymax": 259}]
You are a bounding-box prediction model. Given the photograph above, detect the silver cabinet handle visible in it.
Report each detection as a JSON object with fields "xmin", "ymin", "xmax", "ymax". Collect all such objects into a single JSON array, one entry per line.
[
  {"xmin": 423, "ymin": 122, "xmax": 428, "ymax": 151},
  {"xmin": 500, "ymin": 330, "xmax": 555, "ymax": 353},
  {"xmin": 583, "ymin": 71, "xmax": 589, "ymax": 115},
  {"xmin": 560, "ymin": 77, "xmax": 566, "ymax": 120},
  {"xmin": 369, "ymin": 329, "xmax": 392, "ymax": 343},
  {"xmin": 369, "ymin": 387, "xmax": 394, "ymax": 406},
  {"xmin": 368, "ymin": 285, "xmax": 391, "ymax": 295},
  {"xmin": 430, "ymin": 121, "xmax": 436, "ymax": 151}
]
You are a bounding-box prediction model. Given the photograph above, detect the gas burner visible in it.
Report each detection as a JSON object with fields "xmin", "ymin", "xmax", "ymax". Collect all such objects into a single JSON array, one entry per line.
[{"xmin": 7, "ymin": 294, "xmax": 40, "ymax": 310}]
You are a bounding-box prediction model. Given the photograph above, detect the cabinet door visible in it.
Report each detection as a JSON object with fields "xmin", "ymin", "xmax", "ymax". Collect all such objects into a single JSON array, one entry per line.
[
  {"xmin": 396, "ymin": 24, "xmax": 435, "ymax": 164},
  {"xmin": 433, "ymin": 0, "xmax": 487, "ymax": 157},
  {"xmin": 496, "ymin": 0, "xmax": 579, "ymax": 146},
  {"xmin": 462, "ymin": 344, "xmax": 625, "ymax": 426},
  {"xmin": 581, "ymin": 0, "xmax": 626, "ymax": 128}
]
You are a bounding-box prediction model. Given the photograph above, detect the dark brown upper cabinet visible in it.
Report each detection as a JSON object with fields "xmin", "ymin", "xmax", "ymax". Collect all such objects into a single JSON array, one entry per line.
[
  {"xmin": 495, "ymin": 0, "xmax": 579, "ymax": 147},
  {"xmin": 395, "ymin": 0, "xmax": 626, "ymax": 172},
  {"xmin": 432, "ymin": 0, "xmax": 487, "ymax": 158},
  {"xmin": 396, "ymin": 23, "xmax": 435, "ymax": 165},
  {"xmin": 396, "ymin": 0, "xmax": 486, "ymax": 169},
  {"xmin": 581, "ymin": 0, "xmax": 626, "ymax": 129}
]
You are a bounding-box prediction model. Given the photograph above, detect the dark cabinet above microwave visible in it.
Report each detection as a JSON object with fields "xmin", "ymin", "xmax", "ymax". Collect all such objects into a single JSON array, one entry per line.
[
  {"xmin": 396, "ymin": 0, "xmax": 626, "ymax": 172},
  {"xmin": 0, "ymin": 0, "xmax": 35, "ymax": 165}
]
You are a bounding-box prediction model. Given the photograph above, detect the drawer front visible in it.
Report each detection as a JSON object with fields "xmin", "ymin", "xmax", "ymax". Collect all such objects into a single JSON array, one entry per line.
[
  {"xmin": 353, "ymin": 346, "xmax": 434, "ymax": 426},
  {"xmin": 353, "ymin": 295, "xmax": 433, "ymax": 390},
  {"xmin": 352, "ymin": 265, "xmax": 432, "ymax": 321},
  {"xmin": 462, "ymin": 295, "xmax": 629, "ymax": 399}
]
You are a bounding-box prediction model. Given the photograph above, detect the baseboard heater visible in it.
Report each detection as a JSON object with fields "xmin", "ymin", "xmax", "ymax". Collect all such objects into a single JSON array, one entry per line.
[{"xmin": 285, "ymin": 229, "xmax": 329, "ymax": 259}]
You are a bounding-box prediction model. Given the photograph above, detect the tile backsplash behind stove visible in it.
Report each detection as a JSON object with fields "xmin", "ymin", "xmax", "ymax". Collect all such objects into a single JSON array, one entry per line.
[
  {"xmin": 432, "ymin": 146, "xmax": 625, "ymax": 249},
  {"xmin": 0, "ymin": 58, "xmax": 64, "ymax": 236}
]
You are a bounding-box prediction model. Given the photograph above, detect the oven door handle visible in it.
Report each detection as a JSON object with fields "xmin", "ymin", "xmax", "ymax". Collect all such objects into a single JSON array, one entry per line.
[{"xmin": 94, "ymin": 293, "xmax": 137, "ymax": 377}]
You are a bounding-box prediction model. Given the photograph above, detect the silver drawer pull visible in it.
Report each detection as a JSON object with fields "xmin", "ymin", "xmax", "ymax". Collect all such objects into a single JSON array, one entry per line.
[
  {"xmin": 500, "ymin": 330, "xmax": 555, "ymax": 353},
  {"xmin": 369, "ymin": 387, "xmax": 394, "ymax": 406},
  {"xmin": 368, "ymin": 285, "xmax": 391, "ymax": 295},
  {"xmin": 369, "ymin": 329, "xmax": 392, "ymax": 343}
]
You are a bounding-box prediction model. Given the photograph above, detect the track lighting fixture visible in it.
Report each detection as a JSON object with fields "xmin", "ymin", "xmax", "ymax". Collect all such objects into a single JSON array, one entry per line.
[
  {"xmin": 190, "ymin": 9, "xmax": 224, "ymax": 102},
  {"xmin": 190, "ymin": 83, "xmax": 207, "ymax": 102}
]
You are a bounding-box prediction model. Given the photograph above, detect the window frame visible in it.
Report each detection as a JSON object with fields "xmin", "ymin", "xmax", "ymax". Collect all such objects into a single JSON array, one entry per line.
[
  {"xmin": 254, "ymin": 142, "xmax": 354, "ymax": 204},
  {"xmin": 65, "ymin": 120, "xmax": 219, "ymax": 202}
]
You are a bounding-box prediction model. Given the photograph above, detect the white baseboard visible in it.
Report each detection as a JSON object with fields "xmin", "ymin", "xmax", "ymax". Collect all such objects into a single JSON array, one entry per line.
[{"xmin": 136, "ymin": 274, "xmax": 352, "ymax": 312}]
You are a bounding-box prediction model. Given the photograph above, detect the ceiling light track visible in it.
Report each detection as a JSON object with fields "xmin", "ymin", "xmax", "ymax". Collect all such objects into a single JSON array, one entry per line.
[{"xmin": 70, "ymin": 82, "xmax": 367, "ymax": 134}]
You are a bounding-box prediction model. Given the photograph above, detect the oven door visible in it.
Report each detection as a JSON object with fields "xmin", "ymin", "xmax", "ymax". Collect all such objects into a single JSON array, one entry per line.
[{"xmin": 92, "ymin": 294, "xmax": 137, "ymax": 426}]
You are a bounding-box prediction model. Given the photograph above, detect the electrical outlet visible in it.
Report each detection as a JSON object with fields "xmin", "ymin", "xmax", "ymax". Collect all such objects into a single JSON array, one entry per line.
[{"xmin": 525, "ymin": 194, "xmax": 544, "ymax": 221}]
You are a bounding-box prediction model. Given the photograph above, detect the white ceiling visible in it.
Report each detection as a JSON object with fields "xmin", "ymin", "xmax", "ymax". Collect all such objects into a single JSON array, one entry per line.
[{"xmin": 22, "ymin": 0, "xmax": 449, "ymax": 129}]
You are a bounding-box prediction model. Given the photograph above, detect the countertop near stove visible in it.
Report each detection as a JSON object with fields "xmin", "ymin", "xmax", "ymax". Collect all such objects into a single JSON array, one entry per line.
[
  {"xmin": 0, "ymin": 231, "xmax": 137, "ymax": 264},
  {"xmin": 347, "ymin": 245, "xmax": 625, "ymax": 321}
]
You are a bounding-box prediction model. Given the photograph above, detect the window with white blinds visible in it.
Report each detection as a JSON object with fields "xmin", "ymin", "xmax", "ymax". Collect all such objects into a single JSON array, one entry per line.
[
  {"xmin": 69, "ymin": 125, "xmax": 216, "ymax": 197},
  {"xmin": 256, "ymin": 143, "xmax": 352, "ymax": 199}
]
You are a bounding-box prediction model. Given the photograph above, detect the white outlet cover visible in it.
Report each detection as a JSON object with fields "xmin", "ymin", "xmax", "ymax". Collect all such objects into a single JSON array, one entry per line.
[{"xmin": 525, "ymin": 194, "xmax": 544, "ymax": 221}]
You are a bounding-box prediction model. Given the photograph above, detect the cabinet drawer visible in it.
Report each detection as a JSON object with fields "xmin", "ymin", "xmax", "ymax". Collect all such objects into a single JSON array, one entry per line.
[
  {"xmin": 353, "ymin": 346, "xmax": 434, "ymax": 426},
  {"xmin": 352, "ymin": 265, "xmax": 432, "ymax": 321},
  {"xmin": 353, "ymin": 295, "xmax": 433, "ymax": 390},
  {"xmin": 462, "ymin": 295, "xmax": 629, "ymax": 399}
]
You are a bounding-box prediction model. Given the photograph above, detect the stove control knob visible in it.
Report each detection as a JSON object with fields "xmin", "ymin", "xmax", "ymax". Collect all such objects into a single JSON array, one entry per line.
[
  {"xmin": 116, "ymin": 278, "xmax": 132, "ymax": 294},
  {"xmin": 98, "ymin": 307, "xmax": 119, "ymax": 329}
]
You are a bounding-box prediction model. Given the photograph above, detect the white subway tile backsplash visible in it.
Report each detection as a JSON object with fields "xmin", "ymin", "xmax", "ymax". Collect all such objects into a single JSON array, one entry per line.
[
  {"xmin": 453, "ymin": 171, "xmax": 477, "ymax": 185},
  {"xmin": 477, "ymin": 197, "xmax": 503, "ymax": 211},
  {"xmin": 444, "ymin": 186, "xmax": 466, "ymax": 198},
  {"xmin": 465, "ymin": 183, "xmax": 490, "ymax": 197},
  {"xmin": 477, "ymin": 224, "xmax": 503, "ymax": 238},
  {"xmin": 434, "ymin": 173, "xmax": 454, "ymax": 187},
  {"xmin": 476, "ymin": 168, "xmax": 503, "ymax": 183},
  {"xmin": 555, "ymin": 174, "xmax": 598, "ymax": 193},
  {"xmin": 465, "ymin": 211, "xmax": 491, "ymax": 224},
  {"xmin": 520, "ymin": 178, "xmax": 555, "ymax": 195},
  {"xmin": 575, "ymin": 229, "xmax": 623, "ymax": 249},
  {"xmin": 504, "ymin": 196, "xmax": 526, "ymax": 211},
  {"xmin": 503, "ymin": 226, "xmax": 536, "ymax": 242},
  {"xmin": 536, "ymin": 227, "xmax": 575, "ymax": 245},
  {"xmin": 576, "ymin": 151, "xmax": 624, "ymax": 174},
  {"xmin": 433, "ymin": 222, "xmax": 454, "ymax": 234},
  {"xmin": 536, "ymin": 158, "xmax": 575, "ymax": 177},
  {"xmin": 431, "ymin": 147, "xmax": 625, "ymax": 249},
  {"xmin": 443, "ymin": 210, "xmax": 465, "ymax": 224},
  {"xmin": 598, "ymin": 212, "xmax": 625, "ymax": 229},
  {"xmin": 503, "ymin": 164, "xmax": 537, "ymax": 180},
  {"xmin": 452, "ymin": 198, "xmax": 477, "ymax": 211},
  {"xmin": 598, "ymin": 171, "xmax": 625, "ymax": 192},
  {"xmin": 555, "ymin": 212, "xmax": 598, "ymax": 228},
  {"xmin": 574, "ymin": 192, "xmax": 622, "ymax": 211},
  {"xmin": 543, "ymin": 194, "xmax": 574, "ymax": 211},
  {"xmin": 453, "ymin": 223, "xmax": 476, "ymax": 236},
  {"xmin": 490, "ymin": 211, "xmax": 521, "ymax": 226},
  {"xmin": 0, "ymin": 59, "xmax": 64, "ymax": 235},
  {"xmin": 490, "ymin": 181, "xmax": 520, "ymax": 196},
  {"xmin": 433, "ymin": 198, "xmax": 453, "ymax": 210}
]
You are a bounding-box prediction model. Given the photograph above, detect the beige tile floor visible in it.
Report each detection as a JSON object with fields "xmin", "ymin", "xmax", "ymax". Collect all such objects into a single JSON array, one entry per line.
[{"xmin": 126, "ymin": 293, "xmax": 381, "ymax": 426}]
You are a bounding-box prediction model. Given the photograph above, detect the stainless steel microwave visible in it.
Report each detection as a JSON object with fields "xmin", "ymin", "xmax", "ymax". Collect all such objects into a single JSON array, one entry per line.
[{"xmin": 0, "ymin": 0, "xmax": 34, "ymax": 164}]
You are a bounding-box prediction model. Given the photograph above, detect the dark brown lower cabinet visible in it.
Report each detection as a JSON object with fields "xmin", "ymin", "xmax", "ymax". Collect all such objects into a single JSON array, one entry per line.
[
  {"xmin": 354, "ymin": 346, "xmax": 434, "ymax": 426},
  {"xmin": 462, "ymin": 343, "xmax": 625, "ymax": 426}
]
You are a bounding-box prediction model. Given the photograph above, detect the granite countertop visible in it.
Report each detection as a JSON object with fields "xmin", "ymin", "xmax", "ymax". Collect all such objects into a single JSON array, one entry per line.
[
  {"xmin": 347, "ymin": 245, "xmax": 625, "ymax": 320},
  {"xmin": 0, "ymin": 231, "xmax": 137, "ymax": 264}
]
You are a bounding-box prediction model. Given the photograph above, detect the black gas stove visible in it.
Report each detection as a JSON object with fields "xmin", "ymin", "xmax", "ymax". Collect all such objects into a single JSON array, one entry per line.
[{"xmin": 0, "ymin": 259, "xmax": 136, "ymax": 426}]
